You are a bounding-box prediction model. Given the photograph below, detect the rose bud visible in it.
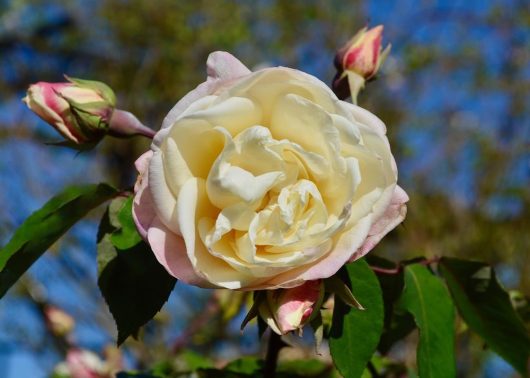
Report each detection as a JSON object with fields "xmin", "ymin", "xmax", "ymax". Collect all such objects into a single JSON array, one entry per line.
[
  {"xmin": 332, "ymin": 25, "xmax": 391, "ymax": 102},
  {"xmin": 259, "ymin": 280, "xmax": 324, "ymax": 335},
  {"xmin": 55, "ymin": 349, "xmax": 110, "ymax": 378},
  {"xmin": 23, "ymin": 77, "xmax": 116, "ymax": 145},
  {"xmin": 44, "ymin": 305, "xmax": 75, "ymax": 337},
  {"xmin": 23, "ymin": 77, "xmax": 154, "ymax": 147}
]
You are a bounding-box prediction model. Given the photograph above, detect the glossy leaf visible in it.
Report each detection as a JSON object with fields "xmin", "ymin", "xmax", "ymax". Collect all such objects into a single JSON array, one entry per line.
[
  {"xmin": 97, "ymin": 196, "xmax": 176, "ymax": 345},
  {"xmin": 329, "ymin": 258, "xmax": 384, "ymax": 378},
  {"xmin": 439, "ymin": 257, "xmax": 530, "ymax": 376},
  {"xmin": 0, "ymin": 183, "xmax": 117, "ymax": 299},
  {"xmin": 399, "ymin": 264, "xmax": 456, "ymax": 378}
]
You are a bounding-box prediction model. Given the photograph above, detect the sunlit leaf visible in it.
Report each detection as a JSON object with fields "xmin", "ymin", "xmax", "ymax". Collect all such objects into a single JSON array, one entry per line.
[
  {"xmin": 399, "ymin": 264, "xmax": 456, "ymax": 378},
  {"xmin": 329, "ymin": 258, "xmax": 384, "ymax": 378}
]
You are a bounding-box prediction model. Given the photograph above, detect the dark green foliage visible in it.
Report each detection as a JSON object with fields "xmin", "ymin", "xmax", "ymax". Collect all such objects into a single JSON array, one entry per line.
[
  {"xmin": 366, "ymin": 255, "xmax": 417, "ymax": 354},
  {"xmin": 97, "ymin": 196, "xmax": 176, "ymax": 345},
  {"xmin": 439, "ymin": 257, "xmax": 530, "ymax": 376}
]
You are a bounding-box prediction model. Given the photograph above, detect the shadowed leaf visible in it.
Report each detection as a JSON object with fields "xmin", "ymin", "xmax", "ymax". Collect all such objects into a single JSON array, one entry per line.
[
  {"xmin": 439, "ymin": 257, "xmax": 530, "ymax": 376},
  {"xmin": 97, "ymin": 196, "xmax": 176, "ymax": 345}
]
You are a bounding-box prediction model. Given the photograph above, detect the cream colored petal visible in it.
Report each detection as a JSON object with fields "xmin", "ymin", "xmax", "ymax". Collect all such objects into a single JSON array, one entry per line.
[
  {"xmin": 187, "ymin": 96, "xmax": 262, "ymax": 136},
  {"xmin": 206, "ymin": 128, "xmax": 284, "ymax": 209},
  {"xmin": 270, "ymin": 93, "xmax": 339, "ymax": 159},
  {"xmin": 148, "ymin": 151, "xmax": 180, "ymax": 234},
  {"xmin": 347, "ymin": 102, "xmax": 387, "ymax": 136},
  {"xmin": 260, "ymin": 214, "xmax": 373, "ymax": 289},
  {"xmin": 162, "ymin": 120, "xmax": 224, "ymax": 194},
  {"xmin": 178, "ymin": 177, "xmax": 255, "ymax": 289},
  {"xmin": 60, "ymin": 86, "xmax": 103, "ymax": 104}
]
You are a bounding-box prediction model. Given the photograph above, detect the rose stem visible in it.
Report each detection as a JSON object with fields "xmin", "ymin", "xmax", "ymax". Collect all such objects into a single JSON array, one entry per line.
[
  {"xmin": 367, "ymin": 361, "xmax": 382, "ymax": 378},
  {"xmin": 263, "ymin": 331, "xmax": 282, "ymax": 378}
]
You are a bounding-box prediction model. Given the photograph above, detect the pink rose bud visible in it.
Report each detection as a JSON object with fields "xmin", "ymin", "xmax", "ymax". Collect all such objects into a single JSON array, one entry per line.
[
  {"xmin": 64, "ymin": 349, "xmax": 109, "ymax": 378},
  {"xmin": 23, "ymin": 77, "xmax": 154, "ymax": 147},
  {"xmin": 259, "ymin": 280, "xmax": 323, "ymax": 335},
  {"xmin": 23, "ymin": 77, "xmax": 116, "ymax": 145},
  {"xmin": 332, "ymin": 25, "xmax": 391, "ymax": 101},
  {"xmin": 44, "ymin": 305, "xmax": 75, "ymax": 336}
]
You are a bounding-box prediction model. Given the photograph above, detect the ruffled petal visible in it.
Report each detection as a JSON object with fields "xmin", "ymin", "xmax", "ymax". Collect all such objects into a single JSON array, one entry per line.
[{"xmin": 161, "ymin": 51, "xmax": 251, "ymax": 129}]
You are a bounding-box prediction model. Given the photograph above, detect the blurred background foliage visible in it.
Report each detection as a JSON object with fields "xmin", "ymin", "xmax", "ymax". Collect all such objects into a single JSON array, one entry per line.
[{"xmin": 0, "ymin": 0, "xmax": 528, "ymax": 376}]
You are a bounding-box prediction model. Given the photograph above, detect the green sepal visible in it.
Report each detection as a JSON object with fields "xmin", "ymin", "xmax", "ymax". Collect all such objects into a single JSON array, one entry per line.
[
  {"xmin": 325, "ymin": 274, "xmax": 365, "ymax": 310},
  {"xmin": 65, "ymin": 75, "xmax": 116, "ymax": 106}
]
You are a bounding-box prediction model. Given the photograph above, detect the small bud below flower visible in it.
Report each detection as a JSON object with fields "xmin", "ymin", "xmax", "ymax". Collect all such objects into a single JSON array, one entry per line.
[
  {"xmin": 259, "ymin": 280, "xmax": 323, "ymax": 335},
  {"xmin": 332, "ymin": 25, "xmax": 391, "ymax": 102}
]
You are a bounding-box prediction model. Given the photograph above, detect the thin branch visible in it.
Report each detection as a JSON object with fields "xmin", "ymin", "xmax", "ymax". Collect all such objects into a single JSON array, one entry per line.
[{"xmin": 263, "ymin": 331, "xmax": 282, "ymax": 378}]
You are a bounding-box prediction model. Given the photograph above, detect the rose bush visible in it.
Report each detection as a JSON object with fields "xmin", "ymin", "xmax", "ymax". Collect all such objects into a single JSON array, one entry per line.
[{"xmin": 133, "ymin": 51, "xmax": 408, "ymax": 290}]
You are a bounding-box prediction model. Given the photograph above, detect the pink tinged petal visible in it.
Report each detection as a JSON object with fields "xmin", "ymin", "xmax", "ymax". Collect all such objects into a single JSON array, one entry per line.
[
  {"xmin": 275, "ymin": 280, "xmax": 322, "ymax": 333},
  {"xmin": 147, "ymin": 150, "xmax": 181, "ymax": 235},
  {"xmin": 24, "ymin": 82, "xmax": 84, "ymax": 143},
  {"xmin": 161, "ymin": 51, "xmax": 251, "ymax": 129},
  {"xmin": 66, "ymin": 349, "xmax": 104, "ymax": 378},
  {"xmin": 146, "ymin": 218, "xmax": 209, "ymax": 287},
  {"xmin": 134, "ymin": 151, "xmax": 153, "ymax": 192},
  {"xmin": 132, "ymin": 152, "xmax": 156, "ymax": 239},
  {"xmin": 205, "ymin": 51, "xmax": 251, "ymax": 81},
  {"xmin": 352, "ymin": 185, "xmax": 408, "ymax": 260},
  {"xmin": 344, "ymin": 46, "xmax": 362, "ymax": 68}
]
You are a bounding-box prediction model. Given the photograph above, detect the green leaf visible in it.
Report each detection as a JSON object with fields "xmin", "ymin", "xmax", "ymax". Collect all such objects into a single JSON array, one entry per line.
[
  {"xmin": 97, "ymin": 196, "xmax": 177, "ymax": 345},
  {"xmin": 110, "ymin": 196, "xmax": 142, "ymax": 250},
  {"xmin": 199, "ymin": 358, "xmax": 262, "ymax": 377},
  {"xmin": 179, "ymin": 350, "xmax": 215, "ymax": 371},
  {"xmin": 0, "ymin": 183, "xmax": 117, "ymax": 299},
  {"xmin": 439, "ymin": 257, "xmax": 530, "ymax": 376},
  {"xmin": 399, "ymin": 264, "xmax": 456, "ymax": 378},
  {"xmin": 277, "ymin": 359, "xmax": 336, "ymax": 377},
  {"xmin": 329, "ymin": 258, "xmax": 384, "ymax": 378},
  {"xmin": 224, "ymin": 357, "xmax": 263, "ymax": 374}
]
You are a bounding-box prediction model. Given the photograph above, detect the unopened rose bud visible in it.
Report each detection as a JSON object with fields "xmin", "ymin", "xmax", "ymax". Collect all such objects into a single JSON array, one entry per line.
[
  {"xmin": 332, "ymin": 25, "xmax": 391, "ymax": 102},
  {"xmin": 64, "ymin": 349, "xmax": 109, "ymax": 378},
  {"xmin": 23, "ymin": 77, "xmax": 116, "ymax": 145},
  {"xmin": 259, "ymin": 280, "xmax": 323, "ymax": 335},
  {"xmin": 23, "ymin": 77, "xmax": 154, "ymax": 147},
  {"xmin": 44, "ymin": 305, "xmax": 75, "ymax": 336}
]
